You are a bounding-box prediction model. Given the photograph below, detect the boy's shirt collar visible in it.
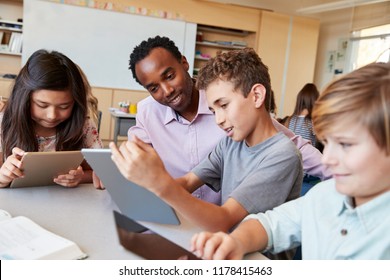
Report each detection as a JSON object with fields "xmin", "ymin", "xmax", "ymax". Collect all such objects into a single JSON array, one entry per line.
[{"xmin": 337, "ymin": 190, "xmax": 390, "ymax": 233}]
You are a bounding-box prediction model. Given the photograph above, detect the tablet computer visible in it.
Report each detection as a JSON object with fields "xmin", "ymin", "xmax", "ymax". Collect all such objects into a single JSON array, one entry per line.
[
  {"xmin": 113, "ymin": 210, "xmax": 200, "ymax": 260},
  {"xmin": 10, "ymin": 151, "xmax": 84, "ymax": 188},
  {"xmin": 81, "ymin": 148, "xmax": 180, "ymax": 225}
]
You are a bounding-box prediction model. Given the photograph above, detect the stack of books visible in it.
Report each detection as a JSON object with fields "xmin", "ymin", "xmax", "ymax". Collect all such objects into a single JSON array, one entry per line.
[
  {"xmin": 0, "ymin": 20, "xmax": 23, "ymax": 54},
  {"xmin": 8, "ymin": 32, "xmax": 23, "ymax": 53}
]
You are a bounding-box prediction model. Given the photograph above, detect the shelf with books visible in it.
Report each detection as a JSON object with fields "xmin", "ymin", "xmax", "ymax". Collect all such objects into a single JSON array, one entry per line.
[
  {"xmin": 193, "ymin": 24, "xmax": 256, "ymax": 77},
  {"xmin": 196, "ymin": 41, "xmax": 246, "ymax": 50},
  {"xmin": 0, "ymin": 20, "xmax": 23, "ymax": 32},
  {"xmin": 0, "ymin": 20, "xmax": 23, "ymax": 56},
  {"xmin": 194, "ymin": 54, "xmax": 210, "ymax": 61},
  {"xmin": 197, "ymin": 25, "xmax": 250, "ymax": 37}
]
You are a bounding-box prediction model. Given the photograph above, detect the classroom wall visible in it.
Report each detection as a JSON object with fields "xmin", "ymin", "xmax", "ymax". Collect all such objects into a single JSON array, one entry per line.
[
  {"xmin": 257, "ymin": 12, "xmax": 319, "ymax": 117},
  {"xmin": 314, "ymin": 9, "xmax": 354, "ymax": 91},
  {"xmin": 109, "ymin": 0, "xmax": 261, "ymax": 31},
  {"xmin": 0, "ymin": 0, "xmax": 23, "ymax": 21}
]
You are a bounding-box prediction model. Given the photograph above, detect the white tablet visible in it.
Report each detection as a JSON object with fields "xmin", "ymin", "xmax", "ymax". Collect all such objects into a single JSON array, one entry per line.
[
  {"xmin": 81, "ymin": 149, "xmax": 180, "ymax": 225},
  {"xmin": 9, "ymin": 151, "xmax": 84, "ymax": 188}
]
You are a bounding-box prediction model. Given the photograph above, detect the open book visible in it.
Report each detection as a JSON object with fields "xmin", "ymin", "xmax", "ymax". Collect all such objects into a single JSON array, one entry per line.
[{"xmin": 0, "ymin": 209, "xmax": 87, "ymax": 260}]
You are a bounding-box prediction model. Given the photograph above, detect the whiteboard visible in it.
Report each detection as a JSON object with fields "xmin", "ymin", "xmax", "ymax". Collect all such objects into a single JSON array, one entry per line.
[{"xmin": 23, "ymin": 0, "xmax": 196, "ymax": 90}]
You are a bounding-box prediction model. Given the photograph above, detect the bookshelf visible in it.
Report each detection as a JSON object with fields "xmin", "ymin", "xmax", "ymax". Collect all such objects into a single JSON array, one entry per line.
[
  {"xmin": 0, "ymin": 20, "xmax": 23, "ymax": 56},
  {"xmin": 195, "ymin": 41, "xmax": 246, "ymax": 50},
  {"xmin": 193, "ymin": 24, "xmax": 256, "ymax": 77}
]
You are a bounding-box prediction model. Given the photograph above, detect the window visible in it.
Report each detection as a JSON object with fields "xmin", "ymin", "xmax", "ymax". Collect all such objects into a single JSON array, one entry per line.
[{"xmin": 349, "ymin": 24, "xmax": 390, "ymax": 71}]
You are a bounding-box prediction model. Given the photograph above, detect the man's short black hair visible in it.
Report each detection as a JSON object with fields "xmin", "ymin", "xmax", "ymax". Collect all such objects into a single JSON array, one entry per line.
[{"xmin": 129, "ymin": 36, "xmax": 182, "ymax": 85}]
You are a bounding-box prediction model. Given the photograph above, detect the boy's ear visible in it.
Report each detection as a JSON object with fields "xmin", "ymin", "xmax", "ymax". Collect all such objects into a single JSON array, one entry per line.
[{"xmin": 252, "ymin": 84, "xmax": 267, "ymax": 108}]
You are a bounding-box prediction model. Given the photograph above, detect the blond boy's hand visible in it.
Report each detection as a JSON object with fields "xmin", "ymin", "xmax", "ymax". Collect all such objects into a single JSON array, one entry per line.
[{"xmin": 191, "ymin": 231, "xmax": 245, "ymax": 260}]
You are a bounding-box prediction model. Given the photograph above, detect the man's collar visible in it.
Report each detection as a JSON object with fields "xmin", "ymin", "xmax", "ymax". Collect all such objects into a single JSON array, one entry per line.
[
  {"xmin": 198, "ymin": 89, "xmax": 213, "ymax": 115},
  {"xmin": 163, "ymin": 107, "xmax": 178, "ymax": 125},
  {"xmin": 162, "ymin": 89, "xmax": 213, "ymax": 125}
]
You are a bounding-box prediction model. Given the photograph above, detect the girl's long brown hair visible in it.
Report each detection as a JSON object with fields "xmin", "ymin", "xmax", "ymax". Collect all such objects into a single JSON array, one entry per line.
[{"xmin": 1, "ymin": 49, "xmax": 88, "ymax": 159}]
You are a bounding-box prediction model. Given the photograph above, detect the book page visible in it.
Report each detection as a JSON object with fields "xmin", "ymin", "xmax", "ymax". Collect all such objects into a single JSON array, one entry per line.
[
  {"xmin": 0, "ymin": 216, "xmax": 87, "ymax": 260},
  {"xmin": 0, "ymin": 209, "xmax": 12, "ymax": 222}
]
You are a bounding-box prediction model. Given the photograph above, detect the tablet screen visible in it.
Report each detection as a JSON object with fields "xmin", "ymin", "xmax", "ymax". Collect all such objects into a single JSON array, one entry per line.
[{"xmin": 113, "ymin": 211, "xmax": 200, "ymax": 260}]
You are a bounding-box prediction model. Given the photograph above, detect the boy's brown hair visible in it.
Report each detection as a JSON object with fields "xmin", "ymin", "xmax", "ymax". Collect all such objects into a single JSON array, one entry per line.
[{"xmin": 196, "ymin": 48, "xmax": 273, "ymax": 112}]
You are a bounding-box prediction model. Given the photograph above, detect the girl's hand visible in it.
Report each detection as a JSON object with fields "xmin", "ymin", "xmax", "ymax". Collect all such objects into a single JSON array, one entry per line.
[
  {"xmin": 0, "ymin": 147, "xmax": 25, "ymax": 188},
  {"xmin": 191, "ymin": 231, "xmax": 244, "ymax": 260},
  {"xmin": 54, "ymin": 166, "xmax": 84, "ymax": 188}
]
